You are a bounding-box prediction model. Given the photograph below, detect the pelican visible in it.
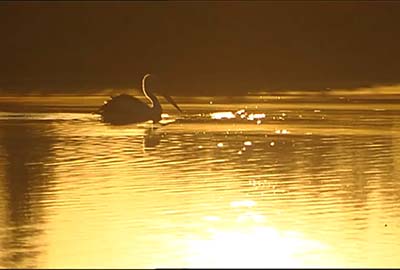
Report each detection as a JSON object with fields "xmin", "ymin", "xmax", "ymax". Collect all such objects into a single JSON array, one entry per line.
[{"xmin": 97, "ymin": 74, "xmax": 182, "ymax": 125}]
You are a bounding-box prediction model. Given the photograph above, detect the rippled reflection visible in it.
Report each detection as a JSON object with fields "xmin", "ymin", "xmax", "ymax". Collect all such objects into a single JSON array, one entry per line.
[
  {"xmin": 0, "ymin": 121, "xmax": 56, "ymax": 268},
  {"xmin": 0, "ymin": 98, "xmax": 399, "ymax": 268}
]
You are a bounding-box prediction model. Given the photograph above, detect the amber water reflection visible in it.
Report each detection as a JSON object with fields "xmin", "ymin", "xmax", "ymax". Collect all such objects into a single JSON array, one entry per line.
[
  {"xmin": 0, "ymin": 121, "xmax": 56, "ymax": 267},
  {"xmin": 0, "ymin": 97, "xmax": 399, "ymax": 268}
]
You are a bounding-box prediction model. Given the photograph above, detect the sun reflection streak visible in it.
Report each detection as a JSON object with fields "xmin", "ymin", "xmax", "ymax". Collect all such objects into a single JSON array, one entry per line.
[
  {"xmin": 183, "ymin": 225, "xmax": 329, "ymax": 268},
  {"xmin": 210, "ymin": 110, "xmax": 267, "ymax": 122},
  {"xmin": 179, "ymin": 200, "xmax": 332, "ymax": 268},
  {"xmin": 246, "ymin": 113, "xmax": 266, "ymax": 120},
  {"xmin": 210, "ymin": 111, "xmax": 236, "ymax": 119}
]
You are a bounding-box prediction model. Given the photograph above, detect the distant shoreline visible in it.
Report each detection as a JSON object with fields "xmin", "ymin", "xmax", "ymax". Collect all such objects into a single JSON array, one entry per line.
[{"xmin": 1, "ymin": 83, "xmax": 399, "ymax": 96}]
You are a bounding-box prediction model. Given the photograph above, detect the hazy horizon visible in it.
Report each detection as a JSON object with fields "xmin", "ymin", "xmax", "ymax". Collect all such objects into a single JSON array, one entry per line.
[
  {"xmin": 1, "ymin": 1, "xmax": 400, "ymax": 95},
  {"xmin": 1, "ymin": 82, "xmax": 400, "ymax": 97}
]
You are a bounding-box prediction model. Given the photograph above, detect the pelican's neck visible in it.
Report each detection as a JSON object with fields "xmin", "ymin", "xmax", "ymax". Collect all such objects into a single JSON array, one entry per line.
[{"xmin": 142, "ymin": 74, "xmax": 161, "ymax": 114}]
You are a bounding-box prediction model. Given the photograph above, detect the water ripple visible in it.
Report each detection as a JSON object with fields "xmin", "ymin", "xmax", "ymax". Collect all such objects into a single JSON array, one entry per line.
[{"xmin": 0, "ymin": 102, "xmax": 400, "ymax": 268}]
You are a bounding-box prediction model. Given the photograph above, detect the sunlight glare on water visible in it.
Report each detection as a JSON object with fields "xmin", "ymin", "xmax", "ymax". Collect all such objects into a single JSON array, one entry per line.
[{"xmin": 0, "ymin": 92, "xmax": 400, "ymax": 268}]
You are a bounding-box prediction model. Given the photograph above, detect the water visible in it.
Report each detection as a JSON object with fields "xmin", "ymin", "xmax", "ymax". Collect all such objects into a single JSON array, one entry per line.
[{"xmin": 0, "ymin": 92, "xmax": 400, "ymax": 268}]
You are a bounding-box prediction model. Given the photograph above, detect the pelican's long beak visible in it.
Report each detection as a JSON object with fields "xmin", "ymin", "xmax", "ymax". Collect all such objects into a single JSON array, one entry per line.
[{"xmin": 163, "ymin": 94, "xmax": 183, "ymax": 113}]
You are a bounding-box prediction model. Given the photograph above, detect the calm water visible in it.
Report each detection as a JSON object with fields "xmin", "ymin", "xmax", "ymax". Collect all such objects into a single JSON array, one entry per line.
[{"xmin": 0, "ymin": 92, "xmax": 400, "ymax": 268}]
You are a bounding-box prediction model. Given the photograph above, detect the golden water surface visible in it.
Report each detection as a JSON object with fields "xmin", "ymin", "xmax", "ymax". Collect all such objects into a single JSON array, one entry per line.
[{"xmin": 0, "ymin": 92, "xmax": 399, "ymax": 268}]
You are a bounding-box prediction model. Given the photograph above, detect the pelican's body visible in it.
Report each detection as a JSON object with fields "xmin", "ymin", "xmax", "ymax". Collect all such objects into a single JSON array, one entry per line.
[
  {"xmin": 97, "ymin": 74, "xmax": 181, "ymax": 125},
  {"xmin": 99, "ymin": 93, "xmax": 162, "ymax": 124}
]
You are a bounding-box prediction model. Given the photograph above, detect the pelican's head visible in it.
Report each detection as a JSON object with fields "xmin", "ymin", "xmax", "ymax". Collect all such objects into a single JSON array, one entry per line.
[
  {"xmin": 142, "ymin": 73, "xmax": 152, "ymax": 91},
  {"xmin": 142, "ymin": 73, "xmax": 182, "ymax": 114}
]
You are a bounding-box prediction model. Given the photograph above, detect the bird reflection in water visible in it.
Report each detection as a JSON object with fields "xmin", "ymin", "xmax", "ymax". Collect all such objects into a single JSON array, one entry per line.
[{"xmin": 143, "ymin": 128, "xmax": 161, "ymax": 149}]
